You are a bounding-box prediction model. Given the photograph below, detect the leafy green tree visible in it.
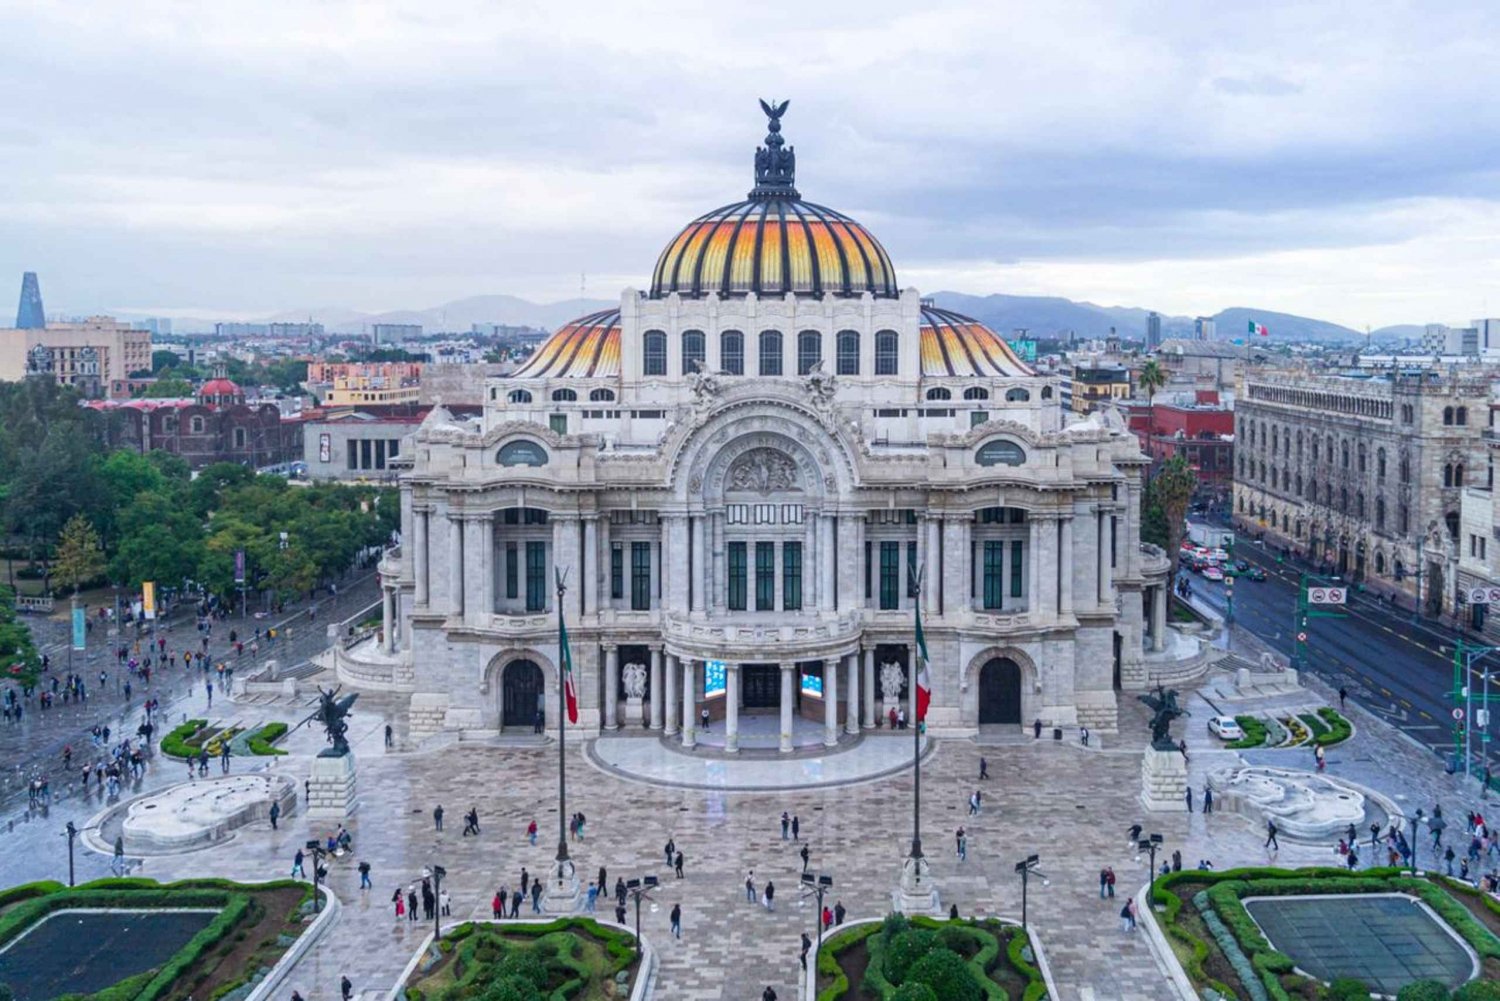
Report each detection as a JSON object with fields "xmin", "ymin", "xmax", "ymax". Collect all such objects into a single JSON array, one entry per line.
[
  {"xmin": 53, "ymin": 515, "xmax": 107, "ymax": 594},
  {"xmin": 905, "ymin": 948, "xmax": 982, "ymax": 1001},
  {"xmin": 189, "ymin": 463, "xmax": 256, "ymax": 519},
  {"xmin": 1397, "ymin": 982, "xmax": 1450, "ymax": 1001},
  {"xmin": 1453, "ymin": 981, "xmax": 1500, "ymax": 1001},
  {"xmin": 1142, "ymin": 455, "xmax": 1197, "ymax": 557},
  {"xmin": 889, "ymin": 982, "xmax": 939, "ymax": 1001},
  {"xmin": 143, "ymin": 378, "xmax": 195, "ymax": 399},
  {"xmin": 110, "ymin": 493, "xmax": 204, "ymax": 590},
  {"xmin": 151, "ymin": 349, "xmax": 182, "ymax": 373},
  {"xmin": 883, "ymin": 929, "xmax": 938, "ymax": 985}
]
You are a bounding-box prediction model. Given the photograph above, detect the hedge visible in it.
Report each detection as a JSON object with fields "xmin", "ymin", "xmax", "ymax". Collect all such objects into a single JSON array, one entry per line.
[
  {"xmin": 819, "ymin": 916, "xmax": 1044, "ymax": 1001},
  {"xmin": 1315, "ymin": 707, "xmax": 1353, "ymax": 746},
  {"xmin": 408, "ymin": 919, "xmax": 638, "ymax": 1001},
  {"xmin": 1230, "ymin": 715, "xmax": 1268, "ymax": 749},
  {"xmin": 161, "ymin": 719, "xmax": 208, "ymax": 758},
  {"xmin": 247, "ymin": 721, "xmax": 288, "ymax": 756}
]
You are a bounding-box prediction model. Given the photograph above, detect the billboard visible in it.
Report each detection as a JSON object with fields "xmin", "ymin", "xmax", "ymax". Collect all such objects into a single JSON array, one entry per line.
[
  {"xmin": 800, "ymin": 669, "xmax": 823, "ymax": 697},
  {"xmin": 704, "ymin": 659, "xmax": 727, "ymax": 698},
  {"xmin": 71, "ymin": 604, "xmax": 86, "ymax": 651},
  {"xmin": 234, "ymin": 549, "xmax": 246, "ymax": 585},
  {"xmin": 319, "ymin": 432, "xmax": 331, "ymax": 463},
  {"xmin": 142, "ymin": 581, "xmax": 157, "ymax": 621}
]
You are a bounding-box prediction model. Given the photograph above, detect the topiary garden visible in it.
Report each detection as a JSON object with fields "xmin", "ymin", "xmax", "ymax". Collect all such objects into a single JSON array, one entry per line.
[
  {"xmin": 815, "ymin": 912, "xmax": 1048, "ymax": 1000},
  {"xmin": 403, "ymin": 919, "xmax": 639, "ymax": 1001}
]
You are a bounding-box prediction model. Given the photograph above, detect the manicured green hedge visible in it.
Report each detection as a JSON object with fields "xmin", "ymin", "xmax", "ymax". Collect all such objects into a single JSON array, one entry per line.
[
  {"xmin": 409, "ymin": 919, "xmax": 638, "ymax": 1001},
  {"xmin": 1315, "ymin": 706, "xmax": 1353, "ymax": 745},
  {"xmin": 1230, "ymin": 715, "xmax": 1268, "ymax": 748},
  {"xmin": 819, "ymin": 915, "xmax": 1044, "ymax": 1001},
  {"xmin": 161, "ymin": 718, "xmax": 208, "ymax": 758},
  {"xmin": 247, "ymin": 721, "xmax": 288, "ymax": 756}
]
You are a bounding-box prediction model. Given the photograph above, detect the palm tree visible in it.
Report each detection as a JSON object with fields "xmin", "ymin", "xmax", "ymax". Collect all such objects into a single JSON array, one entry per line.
[{"xmin": 1136, "ymin": 359, "xmax": 1168, "ymax": 465}]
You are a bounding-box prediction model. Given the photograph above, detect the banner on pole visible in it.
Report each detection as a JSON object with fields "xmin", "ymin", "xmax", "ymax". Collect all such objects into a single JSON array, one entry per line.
[
  {"xmin": 234, "ymin": 550, "xmax": 246, "ymax": 585},
  {"xmin": 142, "ymin": 581, "xmax": 157, "ymax": 621},
  {"xmin": 71, "ymin": 604, "xmax": 86, "ymax": 651}
]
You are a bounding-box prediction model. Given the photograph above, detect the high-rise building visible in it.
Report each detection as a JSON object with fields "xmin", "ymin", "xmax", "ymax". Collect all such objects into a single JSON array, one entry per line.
[
  {"xmin": 1193, "ymin": 316, "xmax": 1216, "ymax": 341},
  {"xmin": 372, "ymin": 323, "xmax": 422, "ymax": 344},
  {"xmin": 15, "ymin": 272, "xmax": 44, "ymax": 329},
  {"xmin": 1145, "ymin": 311, "xmax": 1162, "ymax": 350}
]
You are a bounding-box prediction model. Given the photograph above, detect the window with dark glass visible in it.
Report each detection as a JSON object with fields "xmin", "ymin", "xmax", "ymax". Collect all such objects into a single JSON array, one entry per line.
[
  {"xmin": 783, "ymin": 541, "xmax": 802, "ymax": 610},
  {"xmin": 797, "ymin": 331, "xmax": 822, "ymax": 375},
  {"xmin": 728, "ymin": 542, "xmax": 747, "ymax": 611},
  {"xmin": 879, "ymin": 541, "xmax": 900, "ymax": 610},
  {"xmin": 1010, "ymin": 540, "xmax": 1024, "ymax": 597},
  {"xmin": 836, "ymin": 330, "xmax": 860, "ymax": 375},
  {"xmin": 610, "ymin": 543, "xmax": 623, "ymax": 600},
  {"xmin": 983, "ymin": 540, "xmax": 1004, "ymax": 609},
  {"xmin": 875, "ymin": 330, "xmax": 899, "ymax": 375},
  {"xmin": 721, "ymin": 330, "xmax": 744, "ymax": 375},
  {"xmin": 755, "ymin": 542, "xmax": 775, "ymax": 610},
  {"xmin": 759, "ymin": 330, "xmax": 783, "ymax": 376},
  {"xmin": 681, "ymin": 330, "xmax": 706, "ymax": 375},
  {"xmin": 525, "ymin": 541, "xmax": 547, "ymax": 611},
  {"xmin": 631, "ymin": 541, "xmax": 651, "ymax": 611},
  {"xmin": 505, "ymin": 542, "xmax": 518, "ymax": 599},
  {"xmin": 643, "ymin": 330, "xmax": 667, "ymax": 376},
  {"xmin": 864, "ymin": 540, "xmax": 872, "ymax": 600},
  {"xmin": 906, "ymin": 541, "xmax": 919, "ymax": 598}
]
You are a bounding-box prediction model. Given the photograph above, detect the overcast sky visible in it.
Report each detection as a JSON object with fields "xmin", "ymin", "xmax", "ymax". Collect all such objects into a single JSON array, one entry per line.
[{"xmin": 6, "ymin": 0, "xmax": 1500, "ymax": 329}]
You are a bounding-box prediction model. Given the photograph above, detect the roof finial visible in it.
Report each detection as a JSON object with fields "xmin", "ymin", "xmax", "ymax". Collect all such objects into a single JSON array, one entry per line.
[{"xmin": 750, "ymin": 98, "xmax": 798, "ymax": 200}]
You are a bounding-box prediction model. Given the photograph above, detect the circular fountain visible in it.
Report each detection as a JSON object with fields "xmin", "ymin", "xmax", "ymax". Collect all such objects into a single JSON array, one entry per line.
[{"xmin": 1206, "ymin": 765, "xmax": 1399, "ymax": 841}]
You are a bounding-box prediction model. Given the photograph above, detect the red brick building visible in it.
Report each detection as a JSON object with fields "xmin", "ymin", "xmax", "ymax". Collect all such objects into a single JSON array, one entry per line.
[
  {"xmin": 87, "ymin": 375, "xmax": 303, "ymax": 470},
  {"xmin": 1126, "ymin": 394, "xmax": 1234, "ymax": 497}
]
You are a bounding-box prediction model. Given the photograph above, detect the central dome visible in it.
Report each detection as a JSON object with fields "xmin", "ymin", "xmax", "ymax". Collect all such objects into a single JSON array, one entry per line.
[{"xmin": 649, "ymin": 100, "xmax": 899, "ymax": 300}]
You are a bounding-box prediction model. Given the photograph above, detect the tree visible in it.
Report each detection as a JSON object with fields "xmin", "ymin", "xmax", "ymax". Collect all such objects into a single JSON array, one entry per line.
[
  {"xmin": 1142, "ymin": 456, "xmax": 1197, "ymax": 558},
  {"xmin": 1137, "ymin": 358, "xmax": 1167, "ymax": 453},
  {"xmin": 53, "ymin": 515, "xmax": 107, "ymax": 595},
  {"xmin": 144, "ymin": 378, "xmax": 195, "ymax": 399},
  {"xmin": 151, "ymin": 349, "xmax": 182, "ymax": 373}
]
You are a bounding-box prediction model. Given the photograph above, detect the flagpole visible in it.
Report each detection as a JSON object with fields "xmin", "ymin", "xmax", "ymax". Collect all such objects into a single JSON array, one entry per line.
[
  {"xmin": 555, "ymin": 569, "xmax": 570, "ymax": 879},
  {"xmin": 909, "ymin": 569, "xmax": 923, "ymax": 865}
]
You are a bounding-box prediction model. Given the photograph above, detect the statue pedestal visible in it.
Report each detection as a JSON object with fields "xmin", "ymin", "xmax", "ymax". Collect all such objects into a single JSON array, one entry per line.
[
  {"xmin": 624, "ymin": 696, "xmax": 646, "ymax": 727},
  {"xmin": 1140, "ymin": 747, "xmax": 1189, "ymax": 813},
  {"xmin": 891, "ymin": 854, "xmax": 940, "ymax": 914},
  {"xmin": 541, "ymin": 857, "xmax": 582, "ymax": 914},
  {"xmin": 306, "ymin": 750, "xmax": 358, "ymax": 821},
  {"xmin": 881, "ymin": 697, "xmax": 900, "ymax": 726}
]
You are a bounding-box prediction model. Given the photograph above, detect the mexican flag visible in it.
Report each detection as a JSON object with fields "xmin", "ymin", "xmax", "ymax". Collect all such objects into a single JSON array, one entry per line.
[
  {"xmin": 914, "ymin": 605, "xmax": 932, "ymax": 722},
  {"xmin": 560, "ymin": 615, "xmax": 578, "ymax": 724},
  {"xmin": 1248, "ymin": 320, "xmax": 1269, "ymax": 337}
]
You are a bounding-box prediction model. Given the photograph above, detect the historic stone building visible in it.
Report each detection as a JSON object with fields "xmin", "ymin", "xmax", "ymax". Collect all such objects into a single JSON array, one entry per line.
[
  {"xmin": 363, "ymin": 107, "xmax": 1173, "ymax": 747},
  {"xmin": 1232, "ymin": 368, "xmax": 1492, "ymax": 617}
]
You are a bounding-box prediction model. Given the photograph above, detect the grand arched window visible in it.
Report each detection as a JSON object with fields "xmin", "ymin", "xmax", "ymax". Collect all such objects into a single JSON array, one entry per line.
[
  {"xmin": 507, "ymin": 389, "xmax": 532, "ymax": 404},
  {"xmin": 836, "ymin": 330, "xmax": 860, "ymax": 375},
  {"xmin": 681, "ymin": 330, "xmax": 706, "ymax": 375},
  {"xmin": 758, "ymin": 330, "xmax": 783, "ymax": 376},
  {"xmin": 720, "ymin": 330, "xmax": 744, "ymax": 375},
  {"xmin": 874, "ymin": 330, "xmax": 899, "ymax": 375},
  {"xmin": 551, "ymin": 388, "xmax": 577, "ymax": 402},
  {"xmin": 797, "ymin": 330, "xmax": 822, "ymax": 375},
  {"xmin": 926, "ymin": 387, "xmax": 952, "ymax": 401},
  {"xmin": 588, "ymin": 388, "xmax": 615, "ymax": 402},
  {"xmin": 643, "ymin": 330, "xmax": 667, "ymax": 376}
]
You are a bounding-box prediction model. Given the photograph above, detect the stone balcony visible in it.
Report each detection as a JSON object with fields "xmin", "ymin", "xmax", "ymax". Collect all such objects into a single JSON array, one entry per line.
[
  {"xmin": 661, "ymin": 611, "xmax": 863, "ymax": 663},
  {"xmin": 377, "ymin": 545, "xmax": 402, "ymax": 581},
  {"xmin": 1139, "ymin": 542, "xmax": 1172, "ymax": 579}
]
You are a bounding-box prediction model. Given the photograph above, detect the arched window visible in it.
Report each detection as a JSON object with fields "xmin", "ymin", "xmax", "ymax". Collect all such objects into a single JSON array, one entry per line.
[
  {"xmin": 233, "ymin": 427, "xmax": 246, "ymax": 449},
  {"xmin": 1455, "ymin": 464, "xmax": 1465, "ymax": 487},
  {"xmin": 681, "ymin": 330, "xmax": 706, "ymax": 375},
  {"xmin": 874, "ymin": 330, "xmax": 899, "ymax": 375},
  {"xmin": 964, "ymin": 387, "xmax": 990, "ymax": 401},
  {"xmin": 797, "ymin": 330, "xmax": 822, "ymax": 375},
  {"xmin": 1400, "ymin": 454, "xmax": 1410, "ymax": 483},
  {"xmin": 1375, "ymin": 497, "xmax": 1385, "ymax": 531},
  {"xmin": 1446, "ymin": 511, "xmax": 1460, "ymax": 539},
  {"xmin": 190, "ymin": 416, "xmax": 205, "ymax": 434},
  {"xmin": 588, "ymin": 388, "xmax": 615, "ymax": 402},
  {"xmin": 1399, "ymin": 504, "xmax": 1409, "ymax": 533},
  {"xmin": 1357, "ymin": 444, "xmax": 1366, "ymax": 473},
  {"xmin": 758, "ymin": 330, "xmax": 783, "ymax": 376},
  {"xmin": 1311, "ymin": 439, "xmax": 1319, "ymax": 461},
  {"xmin": 1444, "ymin": 406, "xmax": 1454, "ymax": 426},
  {"xmin": 643, "ymin": 330, "xmax": 667, "ymax": 376},
  {"xmin": 1375, "ymin": 552, "xmax": 1386, "ymax": 575},
  {"xmin": 925, "ymin": 387, "xmax": 952, "ymax": 401},
  {"xmin": 1004, "ymin": 387, "xmax": 1031, "ymax": 402},
  {"xmin": 551, "ymin": 388, "xmax": 577, "ymax": 402},
  {"xmin": 1041, "ymin": 386, "xmax": 1054, "ymax": 400},
  {"xmin": 507, "ymin": 389, "xmax": 532, "ymax": 404},
  {"xmin": 1296, "ymin": 432, "xmax": 1303, "ymax": 458},
  {"xmin": 720, "ymin": 330, "xmax": 744, "ymax": 375},
  {"xmin": 1339, "ymin": 488, "xmax": 1348, "ymax": 512},
  {"xmin": 1356, "ymin": 491, "xmax": 1365, "ymax": 518},
  {"xmin": 1340, "ymin": 441, "xmax": 1349, "ymax": 469},
  {"xmin": 1458, "ymin": 406, "xmax": 1469, "ymax": 426},
  {"xmin": 1295, "ymin": 474, "xmax": 1303, "ymax": 496},
  {"xmin": 836, "ymin": 330, "xmax": 860, "ymax": 375},
  {"xmin": 1444, "ymin": 464, "xmax": 1454, "ymax": 487},
  {"xmin": 1377, "ymin": 448, "xmax": 1386, "ymax": 479}
]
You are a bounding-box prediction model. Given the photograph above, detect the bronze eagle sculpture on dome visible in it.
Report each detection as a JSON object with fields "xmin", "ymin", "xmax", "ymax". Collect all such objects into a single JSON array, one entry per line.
[
  {"xmin": 760, "ymin": 98, "xmax": 789, "ymax": 130},
  {"xmin": 753, "ymin": 99, "xmax": 796, "ymax": 195}
]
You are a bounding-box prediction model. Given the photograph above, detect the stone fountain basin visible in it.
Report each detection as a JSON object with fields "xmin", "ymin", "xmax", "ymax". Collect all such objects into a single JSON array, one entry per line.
[
  {"xmin": 99, "ymin": 774, "xmax": 298, "ymax": 855},
  {"xmin": 1206, "ymin": 765, "xmax": 1398, "ymax": 842}
]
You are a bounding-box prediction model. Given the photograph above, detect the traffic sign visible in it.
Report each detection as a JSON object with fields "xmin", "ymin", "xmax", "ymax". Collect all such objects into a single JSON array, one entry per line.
[
  {"xmin": 1297, "ymin": 632, "xmax": 1308, "ymax": 642},
  {"xmin": 1452, "ymin": 708, "xmax": 1466, "ymax": 721},
  {"xmin": 1308, "ymin": 587, "xmax": 1346, "ymax": 605},
  {"xmin": 1471, "ymin": 587, "xmax": 1500, "ymax": 605}
]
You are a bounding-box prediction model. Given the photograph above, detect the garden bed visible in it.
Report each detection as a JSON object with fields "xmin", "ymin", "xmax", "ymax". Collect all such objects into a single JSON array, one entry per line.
[
  {"xmin": 1152, "ymin": 867, "xmax": 1500, "ymax": 1000},
  {"xmin": 815, "ymin": 913, "xmax": 1047, "ymax": 1000},
  {"xmin": 405, "ymin": 919, "xmax": 639, "ymax": 1001},
  {"xmin": 0, "ymin": 877, "xmax": 311, "ymax": 1000}
]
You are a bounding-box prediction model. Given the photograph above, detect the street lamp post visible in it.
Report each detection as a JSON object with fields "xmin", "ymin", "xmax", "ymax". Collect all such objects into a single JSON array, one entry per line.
[
  {"xmin": 63, "ymin": 821, "xmax": 77, "ymax": 887},
  {"xmin": 800, "ymin": 872, "xmax": 835, "ymax": 960},
  {"xmin": 432, "ymin": 864, "xmax": 447, "ymax": 943},
  {"xmin": 305, "ymin": 840, "xmax": 327, "ymax": 913},
  {"xmin": 1136, "ymin": 834, "xmax": 1164, "ymax": 907},
  {"xmin": 1407, "ymin": 809, "xmax": 1425, "ymax": 876},
  {"xmin": 624, "ymin": 876, "xmax": 658, "ymax": 961},
  {"xmin": 1013, "ymin": 855, "xmax": 1048, "ymax": 932}
]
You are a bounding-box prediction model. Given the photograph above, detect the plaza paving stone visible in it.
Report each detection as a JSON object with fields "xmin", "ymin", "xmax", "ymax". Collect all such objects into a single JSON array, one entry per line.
[{"xmin": 4, "ymin": 661, "xmax": 1498, "ymax": 1000}]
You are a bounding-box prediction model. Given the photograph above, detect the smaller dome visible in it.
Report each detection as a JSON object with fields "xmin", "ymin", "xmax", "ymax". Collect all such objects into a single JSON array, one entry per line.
[
  {"xmin": 514, "ymin": 310, "xmax": 621, "ymax": 379},
  {"xmin": 919, "ymin": 307, "xmax": 1035, "ymax": 378},
  {"xmin": 199, "ymin": 377, "xmax": 241, "ymax": 397}
]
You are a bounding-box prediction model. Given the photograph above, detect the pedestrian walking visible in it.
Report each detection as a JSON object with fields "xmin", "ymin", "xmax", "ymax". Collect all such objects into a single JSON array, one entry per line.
[
  {"xmin": 462, "ymin": 807, "xmax": 480, "ymax": 836},
  {"xmin": 1034, "ymin": 718, "xmax": 1043, "ymax": 739},
  {"xmin": 440, "ymin": 889, "xmax": 451, "ymax": 916},
  {"xmin": 528, "ymin": 818, "xmax": 538, "ymax": 845},
  {"xmin": 359, "ymin": 860, "xmax": 372, "ymax": 889},
  {"xmin": 674, "ymin": 850, "xmax": 684, "ymax": 878},
  {"xmin": 763, "ymin": 880, "xmax": 775, "ymax": 911},
  {"xmin": 269, "ymin": 801, "xmax": 280, "ymax": 830},
  {"xmin": 341, "ymin": 976, "xmax": 353, "ymax": 1000},
  {"xmin": 586, "ymin": 882, "xmax": 599, "ymax": 913},
  {"xmin": 800, "ymin": 843, "xmax": 810, "ymax": 872},
  {"xmin": 433, "ymin": 804, "xmax": 444, "ymax": 831},
  {"xmin": 968, "ymin": 790, "xmax": 981, "ymax": 815},
  {"xmin": 1185, "ymin": 786, "xmax": 1194, "ymax": 813},
  {"xmin": 791, "ymin": 815, "xmax": 800, "ymax": 840},
  {"xmin": 800, "ymin": 931, "xmax": 812, "ymax": 969},
  {"xmin": 1339, "ymin": 686, "xmax": 1347, "ymax": 710},
  {"xmin": 979, "ymin": 756, "xmax": 989, "ymax": 780},
  {"xmin": 1265, "ymin": 820, "xmax": 1280, "ymax": 850},
  {"xmin": 385, "ymin": 723, "xmax": 394, "ymax": 748},
  {"xmin": 670, "ymin": 903, "xmax": 682, "ymax": 939},
  {"xmin": 834, "ymin": 900, "xmax": 846, "ymax": 925},
  {"xmin": 1203, "ymin": 785, "xmax": 1213, "ymax": 814},
  {"xmin": 956, "ymin": 826, "xmax": 967, "ymax": 861},
  {"xmin": 291, "ymin": 849, "xmax": 305, "ymax": 878},
  {"xmin": 780, "ymin": 812, "xmax": 790, "ymax": 839},
  {"xmin": 762, "ymin": 987, "xmax": 777, "ymax": 1001},
  {"xmin": 745, "ymin": 870, "xmax": 756, "ymax": 903},
  {"xmin": 408, "ymin": 888, "xmax": 419, "ymax": 921},
  {"xmin": 493, "ymin": 891, "xmax": 504, "ymax": 918},
  {"xmin": 394, "ymin": 887, "xmax": 406, "ymax": 919}
]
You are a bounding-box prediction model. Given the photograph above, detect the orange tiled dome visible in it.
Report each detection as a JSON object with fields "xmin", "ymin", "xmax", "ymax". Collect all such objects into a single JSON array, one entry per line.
[
  {"xmin": 512, "ymin": 310, "xmax": 621, "ymax": 379},
  {"xmin": 919, "ymin": 306, "xmax": 1034, "ymax": 378}
]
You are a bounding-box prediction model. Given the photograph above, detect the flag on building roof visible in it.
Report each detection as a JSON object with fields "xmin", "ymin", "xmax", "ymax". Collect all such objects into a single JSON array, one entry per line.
[{"xmin": 1248, "ymin": 320, "xmax": 1269, "ymax": 337}]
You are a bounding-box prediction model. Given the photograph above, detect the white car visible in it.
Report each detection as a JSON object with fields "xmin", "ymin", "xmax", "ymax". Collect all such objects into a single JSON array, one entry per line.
[{"xmin": 1208, "ymin": 716, "xmax": 1244, "ymax": 741}]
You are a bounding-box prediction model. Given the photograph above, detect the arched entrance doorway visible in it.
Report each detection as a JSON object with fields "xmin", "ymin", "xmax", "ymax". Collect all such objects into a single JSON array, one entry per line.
[
  {"xmin": 501, "ymin": 660, "xmax": 544, "ymax": 729},
  {"xmin": 978, "ymin": 658, "xmax": 1022, "ymax": 725}
]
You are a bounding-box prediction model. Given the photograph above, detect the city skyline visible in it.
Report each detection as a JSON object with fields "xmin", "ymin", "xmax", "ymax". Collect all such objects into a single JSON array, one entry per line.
[{"xmin": 6, "ymin": 2, "xmax": 1500, "ymax": 329}]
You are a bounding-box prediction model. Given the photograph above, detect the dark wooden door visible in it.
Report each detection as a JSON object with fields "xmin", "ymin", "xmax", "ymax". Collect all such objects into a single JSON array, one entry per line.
[
  {"xmin": 502, "ymin": 661, "xmax": 543, "ymax": 727},
  {"xmin": 978, "ymin": 658, "xmax": 1021, "ymax": 724},
  {"xmin": 743, "ymin": 665, "xmax": 780, "ymax": 708}
]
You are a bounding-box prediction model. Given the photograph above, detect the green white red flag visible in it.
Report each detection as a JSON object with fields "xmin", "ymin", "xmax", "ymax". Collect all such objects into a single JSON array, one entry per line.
[
  {"xmin": 1248, "ymin": 320, "xmax": 1269, "ymax": 337},
  {"xmin": 560, "ymin": 614, "xmax": 578, "ymax": 724}
]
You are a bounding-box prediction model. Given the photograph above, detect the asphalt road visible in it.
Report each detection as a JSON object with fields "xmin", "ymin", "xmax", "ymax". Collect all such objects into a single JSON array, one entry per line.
[{"xmin": 1186, "ymin": 541, "xmax": 1499, "ymax": 775}]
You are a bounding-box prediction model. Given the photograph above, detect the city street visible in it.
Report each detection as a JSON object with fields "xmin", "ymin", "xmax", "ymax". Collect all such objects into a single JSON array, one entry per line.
[{"xmin": 1187, "ymin": 540, "xmax": 1498, "ymax": 777}]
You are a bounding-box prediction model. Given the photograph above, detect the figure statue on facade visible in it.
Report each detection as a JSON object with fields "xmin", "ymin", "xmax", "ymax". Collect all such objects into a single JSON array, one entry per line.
[
  {"xmin": 805, "ymin": 359, "xmax": 836, "ymax": 406},
  {"xmin": 879, "ymin": 662, "xmax": 905, "ymax": 701},
  {"xmin": 297, "ymin": 685, "xmax": 359, "ymax": 756},
  {"xmin": 686, "ymin": 359, "xmax": 721, "ymax": 404},
  {"xmin": 621, "ymin": 662, "xmax": 648, "ymax": 700},
  {"xmin": 1137, "ymin": 685, "xmax": 1186, "ymax": 751},
  {"xmin": 728, "ymin": 448, "xmax": 799, "ymax": 494}
]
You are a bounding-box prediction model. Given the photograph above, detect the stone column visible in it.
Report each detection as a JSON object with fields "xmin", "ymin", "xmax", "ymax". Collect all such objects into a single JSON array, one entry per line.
[
  {"xmin": 779, "ymin": 662, "xmax": 795, "ymax": 752},
  {"xmin": 838, "ymin": 514, "xmax": 864, "ymax": 613},
  {"xmin": 1097, "ymin": 511, "xmax": 1112, "ymax": 606},
  {"xmin": 381, "ymin": 586, "xmax": 394, "ymax": 653},
  {"xmin": 846, "ymin": 651, "xmax": 861, "ymax": 734},
  {"xmin": 823, "ymin": 658, "xmax": 839, "ymax": 746},
  {"xmin": 476, "ymin": 516, "xmax": 494, "ymax": 624},
  {"xmin": 664, "ymin": 653, "xmax": 680, "ymax": 735},
  {"xmin": 414, "ymin": 508, "xmax": 429, "ymax": 607},
  {"xmin": 725, "ymin": 664, "xmax": 741, "ymax": 752},
  {"xmin": 1059, "ymin": 515, "xmax": 1074, "ymax": 616},
  {"xmin": 820, "ymin": 515, "xmax": 837, "ymax": 610},
  {"xmin": 862, "ymin": 647, "xmax": 876, "ymax": 728},
  {"xmin": 691, "ymin": 516, "xmax": 707, "ymax": 614},
  {"xmin": 448, "ymin": 513, "xmax": 464, "ymax": 619},
  {"xmin": 1153, "ymin": 585, "xmax": 1168, "ymax": 652},
  {"xmin": 649, "ymin": 647, "xmax": 664, "ymax": 729},
  {"xmin": 603, "ymin": 646, "xmax": 619, "ymax": 730},
  {"xmin": 681, "ymin": 658, "xmax": 696, "ymax": 748},
  {"xmin": 1026, "ymin": 517, "xmax": 1041, "ymax": 617},
  {"xmin": 583, "ymin": 517, "xmax": 598, "ymax": 616},
  {"xmin": 805, "ymin": 514, "xmax": 819, "ymax": 610},
  {"xmin": 925, "ymin": 516, "xmax": 942, "ymax": 614},
  {"xmin": 710, "ymin": 513, "xmax": 724, "ymax": 613}
]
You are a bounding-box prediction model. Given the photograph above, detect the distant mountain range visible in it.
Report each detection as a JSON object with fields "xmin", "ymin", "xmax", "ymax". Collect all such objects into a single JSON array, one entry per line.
[{"xmin": 147, "ymin": 290, "xmax": 1426, "ymax": 345}]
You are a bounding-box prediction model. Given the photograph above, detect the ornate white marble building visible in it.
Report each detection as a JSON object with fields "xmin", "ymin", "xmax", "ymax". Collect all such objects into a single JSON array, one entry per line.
[{"xmin": 364, "ymin": 106, "xmax": 1173, "ymax": 748}]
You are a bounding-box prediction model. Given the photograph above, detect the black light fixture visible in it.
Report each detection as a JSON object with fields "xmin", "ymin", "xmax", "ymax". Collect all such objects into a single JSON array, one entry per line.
[{"xmin": 1013, "ymin": 854, "xmax": 1048, "ymax": 931}]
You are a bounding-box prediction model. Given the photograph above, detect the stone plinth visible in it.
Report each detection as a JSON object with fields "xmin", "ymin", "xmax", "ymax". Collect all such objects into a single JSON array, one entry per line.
[
  {"xmin": 624, "ymin": 696, "xmax": 646, "ymax": 727},
  {"xmin": 307, "ymin": 750, "xmax": 358, "ymax": 821},
  {"xmin": 891, "ymin": 854, "xmax": 940, "ymax": 915},
  {"xmin": 1140, "ymin": 746, "xmax": 1188, "ymax": 812},
  {"xmin": 541, "ymin": 857, "xmax": 582, "ymax": 914}
]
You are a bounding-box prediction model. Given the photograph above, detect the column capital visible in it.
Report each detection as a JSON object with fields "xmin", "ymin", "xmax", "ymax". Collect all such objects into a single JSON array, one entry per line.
[
  {"xmin": 779, "ymin": 661, "xmax": 794, "ymax": 672},
  {"xmin": 602, "ymin": 642, "xmax": 618, "ymax": 654}
]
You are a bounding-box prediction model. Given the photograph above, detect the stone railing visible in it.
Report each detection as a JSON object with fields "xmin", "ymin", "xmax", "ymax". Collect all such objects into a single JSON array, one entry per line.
[
  {"xmin": 377, "ymin": 544, "xmax": 401, "ymax": 580},
  {"xmin": 661, "ymin": 611, "xmax": 862, "ymax": 660},
  {"xmin": 15, "ymin": 595, "xmax": 54, "ymax": 614},
  {"xmin": 1139, "ymin": 541, "xmax": 1172, "ymax": 577},
  {"xmin": 331, "ymin": 638, "xmax": 414, "ymax": 692}
]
